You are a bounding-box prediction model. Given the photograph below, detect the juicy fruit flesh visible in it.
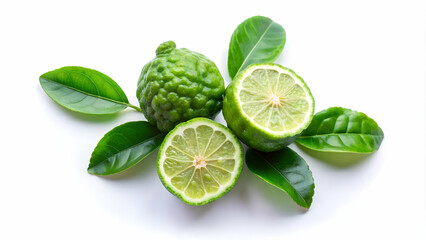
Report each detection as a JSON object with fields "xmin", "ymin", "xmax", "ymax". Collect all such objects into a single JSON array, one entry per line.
[
  {"xmin": 238, "ymin": 68, "xmax": 310, "ymax": 132},
  {"xmin": 162, "ymin": 124, "xmax": 238, "ymax": 200}
]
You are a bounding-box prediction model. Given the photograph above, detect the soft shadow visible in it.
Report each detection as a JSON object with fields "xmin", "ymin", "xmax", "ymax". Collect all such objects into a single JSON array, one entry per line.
[
  {"xmin": 236, "ymin": 145, "xmax": 307, "ymax": 214},
  {"xmin": 275, "ymin": 45, "xmax": 290, "ymax": 66},
  {"xmin": 230, "ymin": 164, "xmax": 251, "ymax": 204},
  {"xmin": 246, "ymin": 168, "xmax": 309, "ymax": 215},
  {"xmin": 234, "ymin": 146, "xmax": 308, "ymax": 214},
  {"xmin": 56, "ymin": 105, "xmax": 123, "ymax": 122},
  {"xmin": 229, "ymin": 145, "xmax": 306, "ymax": 215},
  {"xmin": 175, "ymin": 165, "xmax": 251, "ymax": 220},
  {"xmin": 171, "ymin": 164, "xmax": 252, "ymax": 221},
  {"xmin": 177, "ymin": 198, "xmax": 216, "ymax": 220},
  {"xmin": 219, "ymin": 48, "xmax": 231, "ymax": 85},
  {"xmin": 296, "ymin": 144, "xmax": 373, "ymax": 168},
  {"xmin": 101, "ymin": 149, "xmax": 159, "ymax": 181}
]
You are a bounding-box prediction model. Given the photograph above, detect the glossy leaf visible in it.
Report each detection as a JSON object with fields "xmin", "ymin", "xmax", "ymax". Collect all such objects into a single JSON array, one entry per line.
[
  {"xmin": 246, "ymin": 147, "xmax": 315, "ymax": 209},
  {"xmin": 228, "ymin": 15, "xmax": 286, "ymax": 79},
  {"xmin": 40, "ymin": 66, "xmax": 131, "ymax": 114},
  {"xmin": 296, "ymin": 107, "xmax": 384, "ymax": 153},
  {"xmin": 88, "ymin": 121, "xmax": 165, "ymax": 175}
]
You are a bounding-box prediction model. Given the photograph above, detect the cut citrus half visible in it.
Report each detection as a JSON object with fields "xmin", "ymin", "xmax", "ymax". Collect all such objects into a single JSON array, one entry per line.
[
  {"xmin": 157, "ymin": 118, "xmax": 244, "ymax": 205},
  {"xmin": 223, "ymin": 63, "xmax": 315, "ymax": 152}
]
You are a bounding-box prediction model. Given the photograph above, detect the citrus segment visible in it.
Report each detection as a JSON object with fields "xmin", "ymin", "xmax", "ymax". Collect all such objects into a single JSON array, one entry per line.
[
  {"xmin": 206, "ymin": 165, "xmax": 232, "ymax": 185},
  {"xmin": 157, "ymin": 118, "xmax": 244, "ymax": 205},
  {"xmin": 165, "ymin": 146, "xmax": 193, "ymax": 161},
  {"xmin": 170, "ymin": 167, "xmax": 194, "ymax": 191},
  {"xmin": 163, "ymin": 158, "xmax": 192, "ymax": 176},
  {"xmin": 207, "ymin": 159, "xmax": 236, "ymax": 171},
  {"xmin": 171, "ymin": 135, "xmax": 195, "ymax": 157},
  {"xmin": 206, "ymin": 141, "xmax": 236, "ymax": 160},
  {"xmin": 184, "ymin": 169, "xmax": 205, "ymax": 199},
  {"xmin": 200, "ymin": 168, "xmax": 220, "ymax": 194},
  {"xmin": 195, "ymin": 125, "xmax": 214, "ymax": 155},
  {"xmin": 204, "ymin": 131, "xmax": 227, "ymax": 156}
]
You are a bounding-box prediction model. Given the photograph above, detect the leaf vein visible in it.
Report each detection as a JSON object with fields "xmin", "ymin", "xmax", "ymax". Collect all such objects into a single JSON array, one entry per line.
[{"xmin": 234, "ymin": 21, "xmax": 274, "ymax": 77}]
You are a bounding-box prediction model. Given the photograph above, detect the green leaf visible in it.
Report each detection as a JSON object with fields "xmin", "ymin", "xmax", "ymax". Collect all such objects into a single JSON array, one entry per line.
[
  {"xmin": 227, "ymin": 15, "xmax": 286, "ymax": 79},
  {"xmin": 40, "ymin": 66, "xmax": 137, "ymax": 114},
  {"xmin": 88, "ymin": 121, "xmax": 165, "ymax": 175},
  {"xmin": 246, "ymin": 147, "xmax": 315, "ymax": 209},
  {"xmin": 296, "ymin": 107, "xmax": 384, "ymax": 153}
]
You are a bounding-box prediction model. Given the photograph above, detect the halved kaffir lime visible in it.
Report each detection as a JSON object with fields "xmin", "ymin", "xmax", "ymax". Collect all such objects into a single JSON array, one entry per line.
[
  {"xmin": 223, "ymin": 63, "xmax": 315, "ymax": 152},
  {"xmin": 157, "ymin": 118, "xmax": 244, "ymax": 205}
]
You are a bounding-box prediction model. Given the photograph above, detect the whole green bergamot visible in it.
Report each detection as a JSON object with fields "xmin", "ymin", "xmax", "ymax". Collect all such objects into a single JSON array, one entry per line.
[{"xmin": 137, "ymin": 41, "xmax": 225, "ymax": 132}]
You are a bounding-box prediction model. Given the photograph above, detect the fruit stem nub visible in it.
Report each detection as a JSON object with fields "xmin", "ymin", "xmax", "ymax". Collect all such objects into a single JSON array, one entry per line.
[{"xmin": 156, "ymin": 41, "xmax": 176, "ymax": 56}]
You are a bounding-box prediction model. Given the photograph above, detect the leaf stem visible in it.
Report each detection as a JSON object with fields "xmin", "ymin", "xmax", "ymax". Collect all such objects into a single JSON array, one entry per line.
[{"xmin": 126, "ymin": 103, "xmax": 142, "ymax": 112}]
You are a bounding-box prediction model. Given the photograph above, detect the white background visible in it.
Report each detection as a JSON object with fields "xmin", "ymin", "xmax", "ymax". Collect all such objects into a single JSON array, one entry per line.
[{"xmin": 1, "ymin": 0, "xmax": 425, "ymax": 239}]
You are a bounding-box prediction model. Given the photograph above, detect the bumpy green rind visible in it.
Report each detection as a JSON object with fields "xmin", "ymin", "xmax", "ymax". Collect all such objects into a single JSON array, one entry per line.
[
  {"xmin": 157, "ymin": 118, "xmax": 244, "ymax": 206},
  {"xmin": 137, "ymin": 41, "xmax": 225, "ymax": 132},
  {"xmin": 223, "ymin": 63, "xmax": 314, "ymax": 152}
]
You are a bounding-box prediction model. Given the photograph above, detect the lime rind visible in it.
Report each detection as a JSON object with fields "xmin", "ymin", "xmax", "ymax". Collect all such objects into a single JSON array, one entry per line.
[{"xmin": 157, "ymin": 118, "xmax": 244, "ymax": 206}]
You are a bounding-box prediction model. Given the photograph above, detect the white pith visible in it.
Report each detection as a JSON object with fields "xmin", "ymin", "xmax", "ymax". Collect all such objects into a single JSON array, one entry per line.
[
  {"xmin": 269, "ymin": 93, "xmax": 283, "ymax": 107},
  {"xmin": 192, "ymin": 156, "xmax": 207, "ymax": 169},
  {"xmin": 237, "ymin": 64, "xmax": 314, "ymax": 136},
  {"xmin": 158, "ymin": 120, "xmax": 243, "ymax": 203}
]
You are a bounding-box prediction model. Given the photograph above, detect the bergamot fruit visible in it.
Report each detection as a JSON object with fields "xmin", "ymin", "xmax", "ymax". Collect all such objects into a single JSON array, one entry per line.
[
  {"xmin": 222, "ymin": 63, "xmax": 315, "ymax": 152},
  {"xmin": 157, "ymin": 118, "xmax": 244, "ymax": 205},
  {"xmin": 137, "ymin": 41, "xmax": 225, "ymax": 132}
]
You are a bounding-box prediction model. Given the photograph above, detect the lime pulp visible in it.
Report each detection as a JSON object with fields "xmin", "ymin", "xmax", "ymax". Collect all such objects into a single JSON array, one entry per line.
[{"xmin": 157, "ymin": 118, "xmax": 244, "ymax": 205}]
